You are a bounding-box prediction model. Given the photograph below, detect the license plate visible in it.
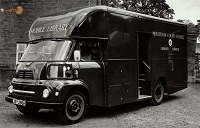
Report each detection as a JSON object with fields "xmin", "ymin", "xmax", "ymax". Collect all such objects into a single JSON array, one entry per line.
[{"xmin": 13, "ymin": 99, "xmax": 26, "ymax": 106}]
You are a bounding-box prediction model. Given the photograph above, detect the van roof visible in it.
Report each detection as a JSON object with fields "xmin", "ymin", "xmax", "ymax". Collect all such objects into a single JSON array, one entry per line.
[
  {"xmin": 29, "ymin": 6, "xmax": 186, "ymax": 40},
  {"xmin": 40, "ymin": 6, "xmax": 186, "ymax": 26}
]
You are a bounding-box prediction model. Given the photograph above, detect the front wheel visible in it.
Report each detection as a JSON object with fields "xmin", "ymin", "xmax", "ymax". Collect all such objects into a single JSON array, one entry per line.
[
  {"xmin": 151, "ymin": 81, "xmax": 164, "ymax": 105},
  {"xmin": 58, "ymin": 90, "xmax": 87, "ymax": 124},
  {"xmin": 16, "ymin": 105, "xmax": 40, "ymax": 115}
]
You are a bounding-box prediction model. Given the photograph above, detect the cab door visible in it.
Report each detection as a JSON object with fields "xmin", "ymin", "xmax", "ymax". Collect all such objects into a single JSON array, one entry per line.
[{"xmin": 77, "ymin": 41, "xmax": 105, "ymax": 106}]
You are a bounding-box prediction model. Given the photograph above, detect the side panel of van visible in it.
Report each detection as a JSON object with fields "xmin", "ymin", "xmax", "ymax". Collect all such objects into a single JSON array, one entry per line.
[{"xmin": 106, "ymin": 13, "xmax": 138, "ymax": 106}]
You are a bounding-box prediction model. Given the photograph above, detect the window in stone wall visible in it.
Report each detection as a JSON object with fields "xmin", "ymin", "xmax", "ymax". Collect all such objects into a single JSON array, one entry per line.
[{"xmin": 16, "ymin": 43, "xmax": 28, "ymax": 64}]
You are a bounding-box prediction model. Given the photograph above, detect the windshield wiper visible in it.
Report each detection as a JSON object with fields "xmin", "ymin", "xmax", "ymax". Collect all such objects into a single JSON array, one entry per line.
[
  {"xmin": 51, "ymin": 38, "xmax": 64, "ymax": 41},
  {"xmin": 29, "ymin": 40, "xmax": 39, "ymax": 44},
  {"xmin": 29, "ymin": 38, "xmax": 65, "ymax": 44}
]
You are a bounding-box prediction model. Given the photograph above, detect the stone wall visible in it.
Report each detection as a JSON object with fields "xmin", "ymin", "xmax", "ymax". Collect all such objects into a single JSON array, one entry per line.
[
  {"xmin": 187, "ymin": 33, "xmax": 198, "ymax": 83},
  {"xmin": 0, "ymin": 0, "xmax": 90, "ymax": 88},
  {"xmin": 0, "ymin": 0, "xmax": 88, "ymax": 68}
]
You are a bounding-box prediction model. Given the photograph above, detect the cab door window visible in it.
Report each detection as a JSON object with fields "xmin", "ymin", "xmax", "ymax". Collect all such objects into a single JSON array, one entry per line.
[{"xmin": 79, "ymin": 41, "xmax": 102, "ymax": 61}]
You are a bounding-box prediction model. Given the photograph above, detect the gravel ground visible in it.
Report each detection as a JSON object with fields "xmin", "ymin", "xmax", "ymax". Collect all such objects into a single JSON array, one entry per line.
[{"xmin": 1, "ymin": 84, "xmax": 200, "ymax": 128}]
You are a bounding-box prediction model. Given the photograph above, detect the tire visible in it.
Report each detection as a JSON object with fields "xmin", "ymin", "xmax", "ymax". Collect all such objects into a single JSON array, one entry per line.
[
  {"xmin": 151, "ymin": 81, "xmax": 164, "ymax": 105},
  {"xmin": 58, "ymin": 90, "xmax": 87, "ymax": 124},
  {"xmin": 16, "ymin": 105, "xmax": 40, "ymax": 115}
]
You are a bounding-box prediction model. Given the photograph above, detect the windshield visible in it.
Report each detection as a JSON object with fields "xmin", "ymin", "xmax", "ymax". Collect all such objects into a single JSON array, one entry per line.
[{"xmin": 20, "ymin": 40, "xmax": 72, "ymax": 61}]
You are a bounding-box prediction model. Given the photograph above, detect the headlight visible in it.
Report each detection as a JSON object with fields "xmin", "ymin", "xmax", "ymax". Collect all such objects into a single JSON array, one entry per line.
[
  {"xmin": 8, "ymin": 85, "xmax": 14, "ymax": 94},
  {"xmin": 42, "ymin": 88, "xmax": 50, "ymax": 98}
]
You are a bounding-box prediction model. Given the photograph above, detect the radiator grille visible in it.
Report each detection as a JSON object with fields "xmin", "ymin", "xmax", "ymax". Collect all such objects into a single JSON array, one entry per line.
[{"xmin": 17, "ymin": 70, "xmax": 33, "ymax": 79}]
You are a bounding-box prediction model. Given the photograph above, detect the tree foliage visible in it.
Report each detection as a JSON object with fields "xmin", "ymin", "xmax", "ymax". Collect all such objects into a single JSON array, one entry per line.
[
  {"xmin": 177, "ymin": 19, "xmax": 198, "ymax": 34},
  {"xmin": 106, "ymin": 0, "xmax": 174, "ymax": 19}
]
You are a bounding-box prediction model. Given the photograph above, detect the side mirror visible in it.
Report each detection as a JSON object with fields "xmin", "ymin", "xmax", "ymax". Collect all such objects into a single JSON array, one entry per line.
[{"xmin": 74, "ymin": 50, "xmax": 81, "ymax": 61}]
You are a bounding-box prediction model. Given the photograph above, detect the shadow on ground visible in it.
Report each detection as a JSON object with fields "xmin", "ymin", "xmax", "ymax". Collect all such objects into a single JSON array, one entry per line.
[
  {"xmin": 85, "ymin": 95, "xmax": 180, "ymax": 119},
  {"xmin": 10, "ymin": 94, "xmax": 181, "ymax": 126}
]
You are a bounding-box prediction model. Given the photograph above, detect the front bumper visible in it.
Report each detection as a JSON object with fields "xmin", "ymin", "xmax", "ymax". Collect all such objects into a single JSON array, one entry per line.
[{"xmin": 5, "ymin": 95, "xmax": 63, "ymax": 109}]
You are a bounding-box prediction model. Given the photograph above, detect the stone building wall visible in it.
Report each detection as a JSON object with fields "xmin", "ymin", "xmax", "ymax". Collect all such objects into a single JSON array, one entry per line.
[
  {"xmin": 0, "ymin": 0, "xmax": 89, "ymax": 69},
  {"xmin": 0, "ymin": 0, "xmax": 91, "ymax": 88},
  {"xmin": 188, "ymin": 33, "xmax": 198, "ymax": 83}
]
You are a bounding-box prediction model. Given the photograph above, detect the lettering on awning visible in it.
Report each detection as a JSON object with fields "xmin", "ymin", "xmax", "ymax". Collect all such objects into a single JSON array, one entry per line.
[{"xmin": 29, "ymin": 24, "xmax": 69, "ymax": 34}]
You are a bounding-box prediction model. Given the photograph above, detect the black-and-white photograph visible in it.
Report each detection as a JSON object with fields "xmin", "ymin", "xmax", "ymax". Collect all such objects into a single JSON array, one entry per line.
[{"xmin": 0, "ymin": 0, "xmax": 200, "ymax": 127}]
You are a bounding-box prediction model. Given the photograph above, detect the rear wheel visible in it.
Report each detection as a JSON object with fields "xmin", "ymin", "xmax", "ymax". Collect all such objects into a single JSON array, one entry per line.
[
  {"xmin": 151, "ymin": 81, "xmax": 164, "ymax": 105},
  {"xmin": 58, "ymin": 90, "xmax": 87, "ymax": 124},
  {"xmin": 16, "ymin": 105, "xmax": 40, "ymax": 115}
]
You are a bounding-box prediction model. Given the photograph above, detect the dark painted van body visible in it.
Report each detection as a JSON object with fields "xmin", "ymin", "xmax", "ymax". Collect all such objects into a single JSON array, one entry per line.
[{"xmin": 5, "ymin": 6, "xmax": 187, "ymax": 124}]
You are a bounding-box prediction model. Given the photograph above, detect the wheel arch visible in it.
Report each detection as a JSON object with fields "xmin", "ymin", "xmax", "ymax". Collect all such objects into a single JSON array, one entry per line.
[
  {"xmin": 58, "ymin": 80, "xmax": 91, "ymax": 105},
  {"xmin": 157, "ymin": 77, "xmax": 168, "ymax": 93},
  {"xmin": 68, "ymin": 85, "xmax": 90, "ymax": 105}
]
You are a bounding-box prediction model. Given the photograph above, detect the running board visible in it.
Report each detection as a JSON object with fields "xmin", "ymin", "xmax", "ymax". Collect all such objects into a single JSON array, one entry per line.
[
  {"xmin": 138, "ymin": 79, "xmax": 145, "ymax": 81},
  {"xmin": 138, "ymin": 95, "xmax": 152, "ymax": 101}
]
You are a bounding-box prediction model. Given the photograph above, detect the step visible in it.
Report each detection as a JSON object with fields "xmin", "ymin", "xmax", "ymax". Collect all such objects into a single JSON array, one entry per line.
[
  {"xmin": 139, "ymin": 74, "xmax": 145, "ymax": 78},
  {"xmin": 139, "ymin": 74, "xmax": 145, "ymax": 81},
  {"xmin": 138, "ymin": 95, "xmax": 152, "ymax": 100},
  {"xmin": 138, "ymin": 79, "xmax": 145, "ymax": 81}
]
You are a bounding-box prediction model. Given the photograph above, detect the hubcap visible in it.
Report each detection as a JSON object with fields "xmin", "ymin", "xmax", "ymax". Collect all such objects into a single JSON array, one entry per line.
[{"xmin": 69, "ymin": 99, "xmax": 81, "ymax": 113}]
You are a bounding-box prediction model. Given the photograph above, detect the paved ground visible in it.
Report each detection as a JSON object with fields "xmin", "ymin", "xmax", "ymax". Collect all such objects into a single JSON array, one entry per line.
[{"xmin": 1, "ymin": 84, "xmax": 200, "ymax": 128}]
